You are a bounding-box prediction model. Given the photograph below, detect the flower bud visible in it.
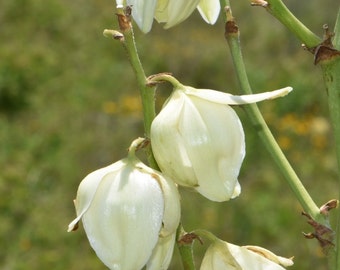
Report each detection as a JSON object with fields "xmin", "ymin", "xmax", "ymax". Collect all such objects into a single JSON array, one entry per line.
[
  {"xmin": 68, "ymin": 138, "xmax": 180, "ymax": 270},
  {"xmin": 200, "ymin": 240, "xmax": 293, "ymax": 270},
  {"xmin": 151, "ymin": 80, "xmax": 292, "ymax": 202}
]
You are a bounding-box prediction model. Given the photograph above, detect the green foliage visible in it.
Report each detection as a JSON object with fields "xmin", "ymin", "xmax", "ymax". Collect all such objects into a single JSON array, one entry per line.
[
  {"xmin": 0, "ymin": 63, "xmax": 31, "ymax": 113},
  {"xmin": 0, "ymin": 0, "xmax": 338, "ymax": 269}
]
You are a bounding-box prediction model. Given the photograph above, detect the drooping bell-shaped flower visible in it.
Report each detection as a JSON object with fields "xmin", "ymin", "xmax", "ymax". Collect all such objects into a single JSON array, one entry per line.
[
  {"xmin": 115, "ymin": 0, "xmax": 220, "ymax": 33},
  {"xmin": 68, "ymin": 138, "xmax": 181, "ymax": 270},
  {"xmin": 200, "ymin": 240, "xmax": 294, "ymax": 270},
  {"xmin": 150, "ymin": 75, "xmax": 292, "ymax": 202}
]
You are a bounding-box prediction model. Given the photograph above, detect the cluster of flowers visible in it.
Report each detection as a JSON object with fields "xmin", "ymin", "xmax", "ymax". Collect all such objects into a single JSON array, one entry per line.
[
  {"xmin": 68, "ymin": 75, "xmax": 293, "ymax": 269},
  {"xmin": 68, "ymin": 2, "xmax": 295, "ymax": 269}
]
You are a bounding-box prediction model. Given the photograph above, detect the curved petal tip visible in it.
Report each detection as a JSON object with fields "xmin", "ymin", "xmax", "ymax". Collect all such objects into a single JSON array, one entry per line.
[{"xmin": 67, "ymin": 217, "xmax": 81, "ymax": 232}]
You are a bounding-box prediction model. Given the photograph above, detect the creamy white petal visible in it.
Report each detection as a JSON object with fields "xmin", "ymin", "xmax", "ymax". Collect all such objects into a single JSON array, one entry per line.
[
  {"xmin": 200, "ymin": 241, "xmax": 241, "ymax": 270},
  {"xmin": 67, "ymin": 160, "xmax": 126, "ymax": 232},
  {"xmin": 154, "ymin": 0, "xmax": 169, "ymax": 23},
  {"xmin": 179, "ymin": 94, "xmax": 245, "ymax": 201},
  {"xmin": 197, "ymin": 0, "xmax": 220, "ymax": 24},
  {"xmin": 184, "ymin": 86, "xmax": 293, "ymax": 105},
  {"xmin": 228, "ymin": 243, "xmax": 291, "ymax": 269},
  {"xmin": 155, "ymin": 0, "xmax": 200, "ymax": 28},
  {"xmin": 201, "ymin": 241, "xmax": 292, "ymax": 270},
  {"xmin": 134, "ymin": 161, "xmax": 181, "ymax": 237},
  {"xmin": 231, "ymin": 180, "xmax": 241, "ymax": 199},
  {"xmin": 146, "ymin": 233, "xmax": 176, "ymax": 270},
  {"xmin": 81, "ymin": 162, "xmax": 164, "ymax": 270},
  {"xmin": 127, "ymin": 0, "xmax": 157, "ymax": 33},
  {"xmin": 151, "ymin": 90, "xmax": 198, "ymax": 187},
  {"xmin": 157, "ymin": 175, "xmax": 181, "ymax": 237},
  {"xmin": 244, "ymin": 246, "xmax": 294, "ymax": 267}
]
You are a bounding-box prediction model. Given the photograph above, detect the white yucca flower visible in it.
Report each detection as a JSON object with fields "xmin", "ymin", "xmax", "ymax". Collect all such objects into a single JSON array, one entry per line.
[
  {"xmin": 115, "ymin": 0, "xmax": 221, "ymax": 33},
  {"xmin": 201, "ymin": 240, "xmax": 294, "ymax": 270},
  {"xmin": 150, "ymin": 76, "xmax": 292, "ymax": 202},
  {"xmin": 68, "ymin": 138, "xmax": 181, "ymax": 270}
]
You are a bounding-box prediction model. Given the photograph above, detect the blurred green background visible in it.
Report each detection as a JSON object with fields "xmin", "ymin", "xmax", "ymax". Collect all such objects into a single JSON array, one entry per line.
[{"xmin": 1, "ymin": 0, "xmax": 339, "ymax": 269}]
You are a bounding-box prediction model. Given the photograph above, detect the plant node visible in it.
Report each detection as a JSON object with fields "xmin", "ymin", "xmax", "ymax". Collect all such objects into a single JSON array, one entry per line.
[
  {"xmin": 302, "ymin": 25, "xmax": 340, "ymax": 64},
  {"xmin": 302, "ymin": 211, "xmax": 334, "ymax": 255},
  {"xmin": 178, "ymin": 233, "xmax": 203, "ymax": 246}
]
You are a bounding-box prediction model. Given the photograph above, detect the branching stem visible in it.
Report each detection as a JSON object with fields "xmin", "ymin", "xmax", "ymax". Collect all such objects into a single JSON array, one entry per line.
[{"xmin": 265, "ymin": 0, "xmax": 321, "ymax": 48}]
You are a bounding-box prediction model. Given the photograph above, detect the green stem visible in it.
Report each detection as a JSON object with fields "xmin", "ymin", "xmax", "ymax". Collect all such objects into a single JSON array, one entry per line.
[
  {"xmin": 326, "ymin": 7, "xmax": 340, "ymax": 267},
  {"xmin": 320, "ymin": 56, "xmax": 340, "ymax": 269},
  {"xmin": 192, "ymin": 229, "xmax": 218, "ymax": 243},
  {"xmin": 265, "ymin": 0, "xmax": 321, "ymax": 48},
  {"xmin": 322, "ymin": 59, "xmax": 340, "ymax": 199},
  {"xmin": 223, "ymin": 1, "xmax": 327, "ymax": 225},
  {"xmin": 116, "ymin": 12, "xmax": 158, "ymax": 168},
  {"xmin": 334, "ymin": 6, "xmax": 340, "ymax": 49},
  {"xmin": 121, "ymin": 29, "xmax": 154, "ymax": 136},
  {"xmin": 177, "ymin": 225, "xmax": 196, "ymax": 270},
  {"xmin": 253, "ymin": 0, "xmax": 340, "ymax": 268}
]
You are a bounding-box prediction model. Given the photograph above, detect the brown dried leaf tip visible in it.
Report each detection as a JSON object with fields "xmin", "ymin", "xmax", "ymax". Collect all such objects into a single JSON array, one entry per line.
[
  {"xmin": 309, "ymin": 24, "xmax": 340, "ymax": 65},
  {"xmin": 116, "ymin": 6, "xmax": 133, "ymax": 32},
  {"xmin": 224, "ymin": 6, "xmax": 238, "ymax": 38},
  {"xmin": 301, "ymin": 211, "xmax": 334, "ymax": 254},
  {"xmin": 225, "ymin": 20, "xmax": 238, "ymax": 35},
  {"xmin": 135, "ymin": 137, "xmax": 150, "ymax": 151},
  {"xmin": 320, "ymin": 199, "xmax": 339, "ymax": 216},
  {"xmin": 69, "ymin": 221, "xmax": 79, "ymax": 232},
  {"xmin": 178, "ymin": 232, "xmax": 203, "ymax": 246}
]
